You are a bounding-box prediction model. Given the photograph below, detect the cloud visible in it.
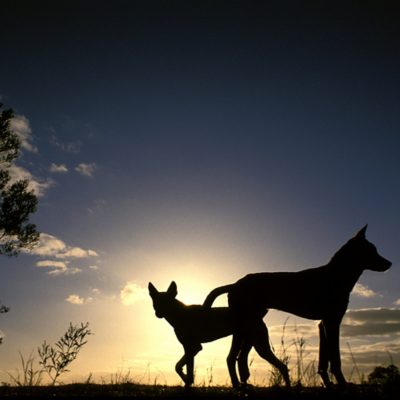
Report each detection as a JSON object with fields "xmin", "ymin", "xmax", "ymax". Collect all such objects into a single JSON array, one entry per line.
[
  {"xmin": 269, "ymin": 322, "xmax": 319, "ymax": 341},
  {"xmin": 88, "ymin": 199, "xmax": 106, "ymax": 215},
  {"xmin": 50, "ymin": 134, "xmax": 82, "ymax": 154},
  {"xmin": 352, "ymin": 283, "xmax": 380, "ymax": 298},
  {"xmin": 35, "ymin": 260, "xmax": 83, "ymax": 276},
  {"xmin": 8, "ymin": 164, "xmax": 53, "ymax": 197},
  {"xmin": 55, "ymin": 247, "xmax": 98, "ymax": 259},
  {"xmin": 10, "ymin": 114, "xmax": 38, "ymax": 153},
  {"xmin": 75, "ymin": 163, "xmax": 96, "ymax": 177},
  {"xmin": 342, "ymin": 308, "xmax": 400, "ymax": 337},
  {"xmin": 66, "ymin": 294, "xmax": 93, "ymax": 305},
  {"xmin": 48, "ymin": 267, "xmax": 82, "ymax": 276},
  {"xmin": 36, "ymin": 260, "xmax": 68, "ymax": 269},
  {"xmin": 49, "ymin": 163, "xmax": 68, "ymax": 173},
  {"xmin": 394, "ymin": 299, "xmax": 400, "ymax": 306},
  {"xmin": 29, "ymin": 233, "xmax": 67, "ymax": 257},
  {"xmin": 28, "ymin": 233, "xmax": 98, "ymax": 276},
  {"xmin": 120, "ymin": 282, "xmax": 147, "ymax": 306},
  {"xmin": 29, "ymin": 233, "xmax": 98, "ymax": 259}
]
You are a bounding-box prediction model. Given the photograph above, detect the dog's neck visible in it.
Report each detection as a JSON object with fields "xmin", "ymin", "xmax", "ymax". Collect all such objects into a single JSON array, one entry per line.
[
  {"xmin": 327, "ymin": 254, "xmax": 364, "ymax": 294},
  {"xmin": 161, "ymin": 298, "xmax": 188, "ymax": 327}
]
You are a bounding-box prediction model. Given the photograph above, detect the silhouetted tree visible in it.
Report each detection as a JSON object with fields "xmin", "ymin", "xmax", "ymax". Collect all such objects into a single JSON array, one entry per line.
[
  {"xmin": 0, "ymin": 104, "xmax": 39, "ymax": 256},
  {"xmin": 1, "ymin": 104, "xmax": 40, "ymax": 344},
  {"xmin": 368, "ymin": 364, "xmax": 400, "ymax": 387}
]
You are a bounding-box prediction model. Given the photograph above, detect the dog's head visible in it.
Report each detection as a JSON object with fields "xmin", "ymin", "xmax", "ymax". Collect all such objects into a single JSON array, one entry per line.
[
  {"xmin": 148, "ymin": 281, "xmax": 178, "ymax": 318},
  {"xmin": 335, "ymin": 225, "xmax": 392, "ymax": 272}
]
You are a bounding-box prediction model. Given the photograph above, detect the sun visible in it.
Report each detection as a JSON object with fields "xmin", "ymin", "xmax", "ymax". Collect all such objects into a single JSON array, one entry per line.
[{"xmin": 167, "ymin": 272, "xmax": 228, "ymax": 307}]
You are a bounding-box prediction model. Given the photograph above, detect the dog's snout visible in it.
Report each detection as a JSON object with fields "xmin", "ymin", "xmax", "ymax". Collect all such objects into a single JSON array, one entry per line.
[{"xmin": 382, "ymin": 258, "xmax": 392, "ymax": 271}]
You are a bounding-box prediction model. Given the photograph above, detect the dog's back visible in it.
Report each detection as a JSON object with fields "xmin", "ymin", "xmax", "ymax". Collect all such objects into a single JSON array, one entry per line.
[
  {"xmin": 175, "ymin": 305, "xmax": 235, "ymax": 343},
  {"xmin": 229, "ymin": 268, "xmax": 347, "ymax": 320}
]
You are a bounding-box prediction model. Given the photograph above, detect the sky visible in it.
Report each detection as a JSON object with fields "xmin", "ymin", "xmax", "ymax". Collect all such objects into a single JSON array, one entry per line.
[{"xmin": 0, "ymin": 0, "xmax": 399, "ymax": 386}]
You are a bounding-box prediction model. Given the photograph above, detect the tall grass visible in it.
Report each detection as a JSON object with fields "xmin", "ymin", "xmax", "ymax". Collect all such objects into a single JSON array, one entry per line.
[{"xmin": 259, "ymin": 319, "xmax": 320, "ymax": 387}]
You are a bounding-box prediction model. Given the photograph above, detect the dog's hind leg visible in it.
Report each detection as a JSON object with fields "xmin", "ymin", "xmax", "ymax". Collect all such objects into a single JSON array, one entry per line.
[
  {"xmin": 252, "ymin": 322, "xmax": 290, "ymax": 387},
  {"xmin": 227, "ymin": 334, "xmax": 242, "ymax": 388},
  {"xmin": 237, "ymin": 339, "xmax": 252, "ymax": 385},
  {"xmin": 318, "ymin": 321, "xmax": 331, "ymax": 387},
  {"xmin": 175, "ymin": 355, "xmax": 189, "ymax": 385}
]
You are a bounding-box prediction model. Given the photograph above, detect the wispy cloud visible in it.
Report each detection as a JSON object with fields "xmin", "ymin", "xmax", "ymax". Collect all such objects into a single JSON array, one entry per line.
[
  {"xmin": 88, "ymin": 199, "xmax": 106, "ymax": 215},
  {"xmin": 36, "ymin": 260, "xmax": 68, "ymax": 269},
  {"xmin": 66, "ymin": 294, "xmax": 93, "ymax": 305},
  {"xmin": 352, "ymin": 283, "xmax": 380, "ymax": 298},
  {"xmin": 36, "ymin": 260, "xmax": 83, "ymax": 276},
  {"xmin": 29, "ymin": 233, "xmax": 98, "ymax": 259},
  {"xmin": 49, "ymin": 163, "xmax": 68, "ymax": 173},
  {"xmin": 8, "ymin": 164, "xmax": 53, "ymax": 197},
  {"xmin": 50, "ymin": 134, "xmax": 82, "ymax": 154},
  {"xmin": 10, "ymin": 114, "xmax": 38, "ymax": 153},
  {"xmin": 55, "ymin": 247, "xmax": 98, "ymax": 259},
  {"xmin": 75, "ymin": 162, "xmax": 96, "ymax": 177},
  {"xmin": 342, "ymin": 308, "xmax": 400, "ymax": 337},
  {"xmin": 27, "ymin": 233, "xmax": 98, "ymax": 276},
  {"xmin": 49, "ymin": 267, "xmax": 82, "ymax": 276},
  {"xmin": 120, "ymin": 282, "xmax": 147, "ymax": 306}
]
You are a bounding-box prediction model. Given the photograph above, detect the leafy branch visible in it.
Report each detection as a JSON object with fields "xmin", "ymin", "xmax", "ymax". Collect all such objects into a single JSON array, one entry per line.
[{"xmin": 38, "ymin": 322, "xmax": 92, "ymax": 385}]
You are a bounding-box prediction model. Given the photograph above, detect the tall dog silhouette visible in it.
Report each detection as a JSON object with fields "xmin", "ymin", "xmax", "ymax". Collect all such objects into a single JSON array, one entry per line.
[
  {"xmin": 149, "ymin": 281, "xmax": 290, "ymax": 388},
  {"xmin": 203, "ymin": 226, "xmax": 391, "ymax": 386}
]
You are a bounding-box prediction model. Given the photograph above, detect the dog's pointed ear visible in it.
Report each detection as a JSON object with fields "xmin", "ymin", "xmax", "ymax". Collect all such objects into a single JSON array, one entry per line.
[
  {"xmin": 148, "ymin": 282, "xmax": 158, "ymax": 298},
  {"xmin": 167, "ymin": 281, "xmax": 177, "ymax": 298},
  {"xmin": 355, "ymin": 224, "xmax": 368, "ymax": 239}
]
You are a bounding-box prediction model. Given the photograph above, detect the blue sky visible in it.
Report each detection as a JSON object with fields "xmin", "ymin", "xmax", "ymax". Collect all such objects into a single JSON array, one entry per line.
[{"xmin": 0, "ymin": 0, "xmax": 399, "ymax": 385}]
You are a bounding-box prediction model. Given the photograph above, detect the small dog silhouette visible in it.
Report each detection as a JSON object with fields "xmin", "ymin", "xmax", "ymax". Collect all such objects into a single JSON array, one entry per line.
[
  {"xmin": 148, "ymin": 281, "xmax": 290, "ymax": 388},
  {"xmin": 203, "ymin": 225, "xmax": 391, "ymax": 387}
]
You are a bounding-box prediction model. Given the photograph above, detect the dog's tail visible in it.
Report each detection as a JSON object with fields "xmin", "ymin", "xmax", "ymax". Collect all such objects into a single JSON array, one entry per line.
[{"xmin": 203, "ymin": 284, "xmax": 234, "ymax": 308}]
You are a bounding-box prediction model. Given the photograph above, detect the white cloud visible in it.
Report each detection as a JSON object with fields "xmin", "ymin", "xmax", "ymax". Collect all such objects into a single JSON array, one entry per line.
[
  {"xmin": 89, "ymin": 265, "xmax": 99, "ymax": 270},
  {"xmin": 10, "ymin": 114, "xmax": 38, "ymax": 153},
  {"xmin": 29, "ymin": 233, "xmax": 98, "ymax": 259},
  {"xmin": 8, "ymin": 164, "xmax": 53, "ymax": 197},
  {"xmin": 394, "ymin": 299, "xmax": 400, "ymax": 306},
  {"xmin": 66, "ymin": 294, "xmax": 93, "ymax": 305},
  {"xmin": 36, "ymin": 260, "xmax": 68, "ymax": 269},
  {"xmin": 352, "ymin": 283, "xmax": 379, "ymax": 298},
  {"xmin": 35, "ymin": 259, "xmax": 83, "ymax": 276},
  {"xmin": 120, "ymin": 282, "xmax": 147, "ymax": 306},
  {"xmin": 75, "ymin": 162, "xmax": 96, "ymax": 177},
  {"xmin": 28, "ymin": 233, "xmax": 98, "ymax": 276},
  {"xmin": 55, "ymin": 247, "xmax": 98, "ymax": 259},
  {"xmin": 49, "ymin": 267, "xmax": 82, "ymax": 276},
  {"xmin": 49, "ymin": 163, "xmax": 68, "ymax": 173},
  {"xmin": 29, "ymin": 233, "xmax": 66, "ymax": 256}
]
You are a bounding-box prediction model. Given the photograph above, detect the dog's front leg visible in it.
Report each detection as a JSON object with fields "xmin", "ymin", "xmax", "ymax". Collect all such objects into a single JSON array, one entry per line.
[
  {"xmin": 185, "ymin": 354, "xmax": 195, "ymax": 386},
  {"xmin": 318, "ymin": 321, "xmax": 331, "ymax": 387},
  {"xmin": 324, "ymin": 319, "xmax": 347, "ymax": 386}
]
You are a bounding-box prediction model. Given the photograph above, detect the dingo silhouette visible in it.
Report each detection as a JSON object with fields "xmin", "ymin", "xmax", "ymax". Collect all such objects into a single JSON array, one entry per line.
[
  {"xmin": 149, "ymin": 281, "xmax": 290, "ymax": 388},
  {"xmin": 203, "ymin": 225, "xmax": 391, "ymax": 386}
]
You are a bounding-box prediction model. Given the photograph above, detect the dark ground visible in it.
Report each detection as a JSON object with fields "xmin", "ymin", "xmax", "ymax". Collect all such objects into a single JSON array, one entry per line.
[{"xmin": 0, "ymin": 383, "xmax": 398, "ymax": 400}]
